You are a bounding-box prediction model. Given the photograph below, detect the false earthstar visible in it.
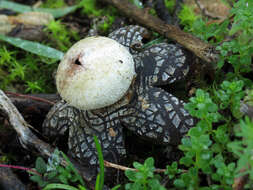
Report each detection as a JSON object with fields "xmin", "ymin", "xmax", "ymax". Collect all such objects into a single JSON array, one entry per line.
[{"xmin": 43, "ymin": 25, "xmax": 195, "ymax": 170}]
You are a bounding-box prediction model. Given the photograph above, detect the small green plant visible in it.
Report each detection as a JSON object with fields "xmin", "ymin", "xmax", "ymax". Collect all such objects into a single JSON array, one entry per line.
[
  {"xmin": 190, "ymin": 18, "xmax": 229, "ymax": 43},
  {"xmin": 228, "ymin": 117, "xmax": 253, "ymax": 182},
  {"xmin": 215, "ymin": 80, "xmax": 244, "ymax": 118},
  {"xmin": 165, "ymin": 80, "xmax": 245, "ymax": 189},
  {"xmin": 216, "ymin": 1, "xmax": 253, "ymax": 74},
  {"xmin": 30, "ymin": 136, "xmax": 107, "ymax": 190},
  {"xmin": 30, "ymin": 149, "xmax": 86, "ymax": 189},
  {"xmin": 173, "ymin": 7, "xmax": 253, "ymax": 188},
  {"xmin": 166, "ymin": 81, "xmax": 243, "ymax": 189},
  {"xmin": 125, "ymin": 157, "xmax": 166, "ymax": 190},
  {"xmin": 25, "ymin": 81, "xmax": 44, "ymax": 93},
  {"xmin": 243, "ymin": 89, "xmax": 253, "ymax": 106},
  {"xmin": 182, "ymin": 0, "xmax": 253, "ymax": 75},
  {"xmin": 165, "ymin": 162, "xmax": 181, "ymax": 180}
]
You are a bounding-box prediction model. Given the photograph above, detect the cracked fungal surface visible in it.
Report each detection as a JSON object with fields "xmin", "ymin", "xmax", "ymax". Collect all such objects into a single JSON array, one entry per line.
[{"xmin": 43, "ymin": 25, "xmax": 195, "ymax": 169}]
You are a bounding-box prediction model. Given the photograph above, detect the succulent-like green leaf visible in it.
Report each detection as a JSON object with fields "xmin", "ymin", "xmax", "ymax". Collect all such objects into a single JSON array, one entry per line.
[{"xmin": 35, "ymin": 157, "xmax": 47, "ymax": 174}]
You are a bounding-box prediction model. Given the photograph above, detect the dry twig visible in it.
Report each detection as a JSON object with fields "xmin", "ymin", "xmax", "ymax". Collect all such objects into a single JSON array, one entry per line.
[
  {"xmin": 0, "ymin": 89, "xmax": 54, "ymax": 157},
  {"xmin": 0, "ymin": 90, "xmax": 94, "ymax": 186},
  {"xmin": 104, "ymin": 160, "xmax": 166, "ymax": 173},
  {"xmin": 100, "ymin": 0, "xmax": 219, "ymax": 63}
]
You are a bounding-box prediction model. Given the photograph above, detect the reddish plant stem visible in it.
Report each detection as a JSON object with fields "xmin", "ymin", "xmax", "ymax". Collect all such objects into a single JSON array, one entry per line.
[
  {"xmin": 0, "ymin": 163, "xmax": 41, "ymax": 176},
  {"xmin": 5, "ymin": 91, "xmax": 54, "ymax": 105}
]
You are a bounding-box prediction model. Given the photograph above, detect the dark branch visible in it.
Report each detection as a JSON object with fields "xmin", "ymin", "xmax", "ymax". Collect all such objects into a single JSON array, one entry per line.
[{"xmin": 100, "ymin": 0, "xmax": 219, "ymax": 63}]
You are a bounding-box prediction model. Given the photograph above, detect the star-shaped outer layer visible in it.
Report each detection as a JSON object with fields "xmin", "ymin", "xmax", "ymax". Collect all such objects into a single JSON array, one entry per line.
[{"xmin": 42, "ymin": 25, "xmax": 195, "ymax": 169}]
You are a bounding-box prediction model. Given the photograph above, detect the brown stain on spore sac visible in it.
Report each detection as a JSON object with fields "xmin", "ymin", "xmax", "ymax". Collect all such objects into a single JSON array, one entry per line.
[
  {"xmin": 138, "ymin": 94, "xmax": 149, "ymax": 110},
  {"xmin": 109, "ymin": 128, "xmax": 116, "ymax": 137},
  {"xmin": 58, "ymin": 54, "xmax": 83, "ymax": 93}
]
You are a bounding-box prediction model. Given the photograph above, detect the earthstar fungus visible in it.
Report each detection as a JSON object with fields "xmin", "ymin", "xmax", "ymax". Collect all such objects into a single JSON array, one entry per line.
[{"xmin": 43, "ymin": 25, "xmax": 195, "ymax": 170}]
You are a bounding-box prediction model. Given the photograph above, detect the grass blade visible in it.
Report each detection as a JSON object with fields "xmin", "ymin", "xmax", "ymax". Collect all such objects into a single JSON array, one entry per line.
[
  {"xmin": 0, "ymin": 0, "xmax": 79, "ymax": 18},
  {"xmin": 35, "ymin": 6, "xmax": 79, "ymax": 18},
  {"xmin": 43, "ymin": 183, "xmax": 80, "ymax": 190},
  {"xmin": 95, "ymin": 173, "xmax": 100, "ymax": 190},
  {"xmin": 93, "ymin": 135, "xmax": 104, "ymax": 190},
  {"xmin": 0, "ymin": 0, "xmax": 32, "ymax": 13},
  {"xmin": 0, "ymin": 34, "xmax": 64, "ymax": 60}
]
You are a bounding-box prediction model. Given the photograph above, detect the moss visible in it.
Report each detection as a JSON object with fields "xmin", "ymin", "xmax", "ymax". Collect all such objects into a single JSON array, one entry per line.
[
  {"xmin": 164, "ymin": 0, "xmax": 176, "ymax": 13},
  {"xmin": 178, "ymin": 4, "xmax": 198, "ymax": 29},
  {"xmin": 0, "ymin": 45, "xmax": 57, "ymax": 93},
  {"xmin": 45, "ymin": 20, "xmax": 79, "ymax": 52},
  {"xmin": 77, "ymin": 0, "xmax": 117, "ymax": 33}
]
